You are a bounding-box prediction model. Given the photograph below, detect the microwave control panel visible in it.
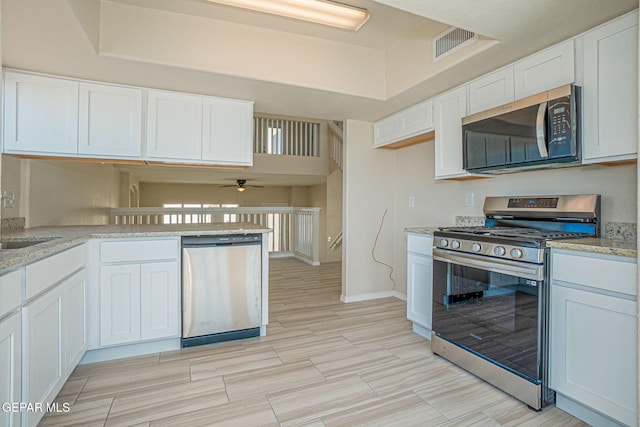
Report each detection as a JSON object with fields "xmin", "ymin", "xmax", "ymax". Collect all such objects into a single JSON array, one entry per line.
[{"xmin": 547, "ymin": 95, "xmax": 577, "ymax": 158}]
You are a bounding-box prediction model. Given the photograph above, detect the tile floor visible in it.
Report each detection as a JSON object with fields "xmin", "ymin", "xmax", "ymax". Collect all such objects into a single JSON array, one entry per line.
[{"xmin": 40, "ymin": 258, "xmax": 588, "ymax": 426}]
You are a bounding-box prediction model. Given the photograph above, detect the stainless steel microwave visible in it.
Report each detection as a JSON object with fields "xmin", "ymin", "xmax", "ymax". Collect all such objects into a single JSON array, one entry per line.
[{"xmin": 462, "ymin": 85, "xmax": 580, "ymax": 174}]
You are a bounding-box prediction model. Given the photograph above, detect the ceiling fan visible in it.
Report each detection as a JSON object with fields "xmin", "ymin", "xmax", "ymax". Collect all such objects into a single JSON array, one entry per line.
[{"xmin": 219, "ymin": 179, "xmax": 264, "ymax": 192}]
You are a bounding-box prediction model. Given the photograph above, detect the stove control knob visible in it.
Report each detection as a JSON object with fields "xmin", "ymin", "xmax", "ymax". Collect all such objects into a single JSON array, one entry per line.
[
  {"xmin": 439, "ymin": 239, "xmax": 449, "ymax": 247},
  {"xmin": 471, "ymin": 243, "xmax": 482, "ymax": 252},
  {"xmin": 510, "ymin": 248, "xmax": 524, "ymax": 259},
  {"xmin": 494, "ymin": 246, "xmax": 506, "ymax": 256},
  {"xmin": 451, "ymin": 240, "xmax": 461, "ymax": 249}
]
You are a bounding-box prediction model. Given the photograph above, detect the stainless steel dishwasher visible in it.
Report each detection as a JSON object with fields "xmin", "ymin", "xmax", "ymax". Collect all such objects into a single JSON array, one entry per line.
[{"xmin": 181, "ymin": 234, "xmax": 262, "ymax": 347}]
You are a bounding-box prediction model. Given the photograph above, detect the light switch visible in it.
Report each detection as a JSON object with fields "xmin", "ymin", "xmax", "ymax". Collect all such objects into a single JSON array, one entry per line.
[
  {"xmin": 409, "ymin": 196, "xmax": 415, "ymax": 208},
  {"xmin": 465, "ymin": 192, "xmax": 474, "ymax": 207}
]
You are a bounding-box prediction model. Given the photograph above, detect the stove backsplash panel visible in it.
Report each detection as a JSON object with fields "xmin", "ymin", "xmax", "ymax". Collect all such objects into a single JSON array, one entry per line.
[{"xmin": 605, "ymin": 222, "xmax": 636, "ymax": 240}]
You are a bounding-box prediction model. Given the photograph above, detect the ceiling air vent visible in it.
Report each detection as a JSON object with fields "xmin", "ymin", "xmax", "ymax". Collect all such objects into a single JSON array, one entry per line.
[{"xmin": 433, "ymin": 27, "xmax": 477, "ymax": 62}]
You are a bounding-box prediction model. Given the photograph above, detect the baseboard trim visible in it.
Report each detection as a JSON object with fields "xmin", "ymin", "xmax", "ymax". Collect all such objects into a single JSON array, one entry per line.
[
  {"xmin": 80, "ymin": 338, "xmax": 180, "ymax": 364},
  {"xmin": 293, "ymin": 255, "xmax": 320, "ymax": 266},
  {"xmin": 341, "ymin": 290, "xmax": 405, "ymax": 303}
]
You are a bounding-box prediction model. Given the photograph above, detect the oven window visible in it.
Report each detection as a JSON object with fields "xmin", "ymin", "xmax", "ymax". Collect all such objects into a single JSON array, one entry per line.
[{"xmin": 432, "ymin": 259, "xmax": 541, "ymax": 381}]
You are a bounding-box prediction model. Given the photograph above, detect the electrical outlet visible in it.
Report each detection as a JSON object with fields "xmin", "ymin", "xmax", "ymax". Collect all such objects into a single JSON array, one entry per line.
[
  {"xmin": 409, "ymin": 196, "xmax": 415, "ymax": 208},
  {"xmin": 465, "ymin": 192, "xmax": 474, "ymax": 207},
  {"xmin": 2, "ymin": 190, "xmax": 15, "ymax": 208}
]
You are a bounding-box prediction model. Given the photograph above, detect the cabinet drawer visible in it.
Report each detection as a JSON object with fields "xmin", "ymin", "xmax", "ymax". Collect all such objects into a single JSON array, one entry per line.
[
  {"xmin": 407, "ymin": 234, "xmax": 433, "ymax": 256},
  {"xmin": 0, "ymin": 269, "xmax": 22, "ymax": 318},
  {"xmin": 100, "ymin": 239, "xmax": 178, "ymax": 263},
  {"xmin": 552, "ymin": 251, "xmax": 637, "ymax": 296},
  {"xmin": 25, "ymin": 245, "xmax": 86, "ymax": 300}
]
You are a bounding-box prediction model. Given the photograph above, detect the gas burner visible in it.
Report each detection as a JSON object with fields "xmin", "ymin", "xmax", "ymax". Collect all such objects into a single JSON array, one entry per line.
[
  {"xmin": 435, "ymin": 195, "xmax": 600, "ymax": 264},
  {"xmin": 439, "ymin": 226, "xmax": 590, "ymax": 242}
]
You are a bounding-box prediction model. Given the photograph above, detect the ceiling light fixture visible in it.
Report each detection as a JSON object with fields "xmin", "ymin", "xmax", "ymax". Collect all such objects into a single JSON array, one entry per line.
[{"xmin": 206, "ymin": 0, "xmax": 370, "ymax": 31}]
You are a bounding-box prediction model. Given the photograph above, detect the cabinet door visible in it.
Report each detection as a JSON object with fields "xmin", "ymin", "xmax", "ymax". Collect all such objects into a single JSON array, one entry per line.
[
  {"xmin": 202, "ymin": 97, "xmax": 253, "ymax": 166},
  {"xmin": 514, "ymin": 40, "xmax": 574, "ymax": 99},
  {"xmin": 146, "ymin": 90, "xmax": 203, "ymax": 160},
  {"xmin": 399, "ymin": 100, "xmax": 433, "ymax": 137},
  {"xmin": 3, "ymin": 71, "xmax": 79, "ymax": 154},
  {"xmin": 434, "ymin": 86, "xmax": 472, "ymax": 179},
  {"xmin": 582, "ymin": 11, "xmax": 638, "ymax": 163},
  {"xmin": 99, "ymin": 264, "xmax": 141, "ymax": 346},
  {"xmin": 0, "ymin": 313, "xmax": 21, "ymax": 427},
  {"xmin": 468, "ymin": 67, "xmax": 515, "ymax": 114},
  {"xmin": 406, "ymin": 253, "xmax": 432, "ymax": 331},
  {"xmin": 63, "ymin": 269, "xmax": 87, "ymax": 374},
  {"xmin": 550, "ymin": 285, "xmax": 637, "ymax": 426},
  {"xmin": 373, "ymin": 114, "xmax": 399, "ymax": 147},
  {"xmin": 140, "ymin": 262, "xmax": 180, "ymax": 341},
  {"xmin": 78, "ymin": 82, "xmax": 143, "ymax": 157},
  {"xmin": 23, "ymin": 286, "xmax": 64, "ymax": 427}
]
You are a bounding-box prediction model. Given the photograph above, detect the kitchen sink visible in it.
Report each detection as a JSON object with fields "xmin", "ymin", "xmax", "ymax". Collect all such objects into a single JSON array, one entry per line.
[{"xmin": 0, "ymin": 237, "xmax": 59, "ymax": 250}]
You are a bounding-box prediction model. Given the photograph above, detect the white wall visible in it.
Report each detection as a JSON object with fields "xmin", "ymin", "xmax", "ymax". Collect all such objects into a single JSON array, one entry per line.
[
  {"xmin": 342, "ymin": 120, "xmax": 397, "ymax": 301},
  {"xmin": 1, "ymin": 157, "xmax": 120, "ymax": 227}
]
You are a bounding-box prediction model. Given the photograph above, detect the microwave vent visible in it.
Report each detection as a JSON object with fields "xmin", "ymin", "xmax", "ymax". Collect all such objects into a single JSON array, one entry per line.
[{"xmin": 433, "ymin": 27, "xmax": 477, "ymax": 61}]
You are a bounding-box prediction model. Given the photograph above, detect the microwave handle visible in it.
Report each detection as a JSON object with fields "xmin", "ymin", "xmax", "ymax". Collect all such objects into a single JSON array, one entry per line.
[{"xmin": 536, "ymin": 101, "xmax": 549, "ymax": 158}]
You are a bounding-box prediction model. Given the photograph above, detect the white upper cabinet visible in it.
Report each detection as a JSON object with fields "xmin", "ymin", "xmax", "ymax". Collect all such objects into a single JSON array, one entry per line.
[
  {"xmin": 3, "ymin": 70, "xmax": 254, "ymax": 166},
  {"xmin": 373, "ymin": 115, "xmax": 400, "ymax": 147},
  {"xmin": 514, "ymin": 39, "xmax": 575, "ymax": 99},
  {"xmin": 146, "ymin": 90, "xmax": 203, "ymax": 161},
  {"xmin": 434, "ymin": 86, "xmax": 473, "ymax": 179},
  {"xmin": 78, "ymin": 82, "xmax": 143, "ymax": 157},
  {"xmin": 581, "ymin": 10, "xmax": 638, "ymax": 163},
  {"xmin": 468, "ymin": 67, "xmax": 515, "ymax": 114},
  {"xmin": 202, "ymin": 97, "xmax": 253, "ymax": 166},
  {"xmin": 374, "ymin": 99, "xmax": 433, "ymax": 148},
  {"xmin": 4, "ymin": 71, "xmax": 79, "ymax": 154}
]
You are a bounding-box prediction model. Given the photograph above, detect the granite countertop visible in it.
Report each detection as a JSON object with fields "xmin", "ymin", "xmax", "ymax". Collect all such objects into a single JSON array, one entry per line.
[
  {"xmin": 0, "ymin": 223, "xmax": 272, "ymax": 270},
  {"xmin": 547, "ymin": 237, "xmax": 637, "ymax": 258},
  {"xmin": 405, "ymin": 227, "xmax": 440, "ymax": 235}
]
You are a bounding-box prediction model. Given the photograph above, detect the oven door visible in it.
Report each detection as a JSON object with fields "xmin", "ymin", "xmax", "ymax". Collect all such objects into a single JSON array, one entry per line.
[{"xmin": 432, "ymin": 248, "xmax": 546, "ymax": 382}]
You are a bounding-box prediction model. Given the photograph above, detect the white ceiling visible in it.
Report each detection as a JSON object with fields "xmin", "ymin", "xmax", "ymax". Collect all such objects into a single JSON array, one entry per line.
[{"xmin": 2, "ymin": 0, "xmax": 638, "ymax": 187}]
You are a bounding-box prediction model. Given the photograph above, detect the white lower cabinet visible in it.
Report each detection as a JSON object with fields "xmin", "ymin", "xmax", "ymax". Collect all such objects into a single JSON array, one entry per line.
[
  {"xmin": 22, "ymin": 285, "xmax": 64, "ymax": 427},
  {"xmin": 406, "ymin": 234, "xmax": 433, "ymax": 338},
  {"xmin": 550, "ymin": 250, "xmax": 637, "ymax": 427},
  {"xmin": 0, "ymin": 312, "xmax": 21, "ymax": 427},
  {"xmin": 98, "ymin": 239, "xmax": 180, "ymax": 348},
  {"xmin": 100, "ymin": 264, "xmax": 142, "ymax": 346},
  {"xmin": 18, "ymin": 245, "xmax": 87, "ymax": 427},
  {"xmin": 140, "ymin": 262, "xmax": 180, "ymax": 341},
  {"xmin": 63, "ymin": 270, "xmax": 87, "ymax": 379}
]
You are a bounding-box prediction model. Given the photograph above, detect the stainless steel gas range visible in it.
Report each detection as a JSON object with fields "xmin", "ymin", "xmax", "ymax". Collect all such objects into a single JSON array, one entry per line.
[{"xmin": 431, "ymin": 194, "xmax": 600, "ymax": 410}]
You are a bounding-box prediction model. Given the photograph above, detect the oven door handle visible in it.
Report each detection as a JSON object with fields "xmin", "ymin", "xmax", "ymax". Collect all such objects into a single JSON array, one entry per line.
[{"xmin": 432, "ymin": 248, "xmax": 544, "ymax": 281}]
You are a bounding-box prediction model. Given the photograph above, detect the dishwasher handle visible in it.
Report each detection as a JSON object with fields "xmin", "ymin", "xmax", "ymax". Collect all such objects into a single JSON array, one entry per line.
[{"xmin": 182, "ymin": 234, "xmax": 262, "ymax": 247}]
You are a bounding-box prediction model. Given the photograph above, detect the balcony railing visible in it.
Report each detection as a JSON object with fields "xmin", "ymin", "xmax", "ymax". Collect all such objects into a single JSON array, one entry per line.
[{"xmin": 110, "ymin": 207, "xmax": 321, "ymax": 266}]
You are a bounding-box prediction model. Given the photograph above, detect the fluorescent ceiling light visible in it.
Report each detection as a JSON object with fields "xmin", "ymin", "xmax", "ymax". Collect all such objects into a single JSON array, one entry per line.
[{"xmin": 206, "ymin": 0, "xmax": 370, "ymax": 31}]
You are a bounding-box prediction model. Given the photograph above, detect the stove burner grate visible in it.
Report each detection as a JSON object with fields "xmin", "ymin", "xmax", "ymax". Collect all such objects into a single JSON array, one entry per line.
[{"xmin": 438, "ymin": 226, "xmax": 590, "ymax": 241}]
